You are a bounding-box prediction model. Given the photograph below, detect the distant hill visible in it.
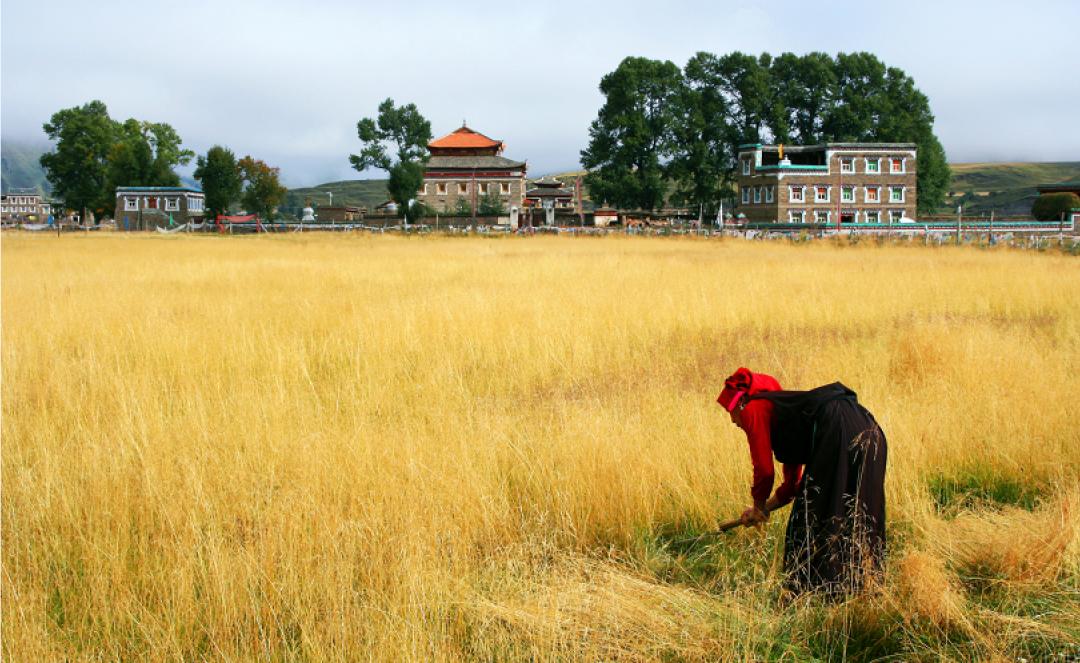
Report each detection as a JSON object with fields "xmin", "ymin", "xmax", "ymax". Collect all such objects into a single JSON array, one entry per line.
[
  {"xmin": 943, "ymin": 162, "xmax": 1080, "ymax": 216},
  {"xmin": 282, "ymin": 179, "xmax": 389, "ymax": 217},
  {"xmin": 1, "ymin": 140, "xmax": 52, "ymax": 194}
]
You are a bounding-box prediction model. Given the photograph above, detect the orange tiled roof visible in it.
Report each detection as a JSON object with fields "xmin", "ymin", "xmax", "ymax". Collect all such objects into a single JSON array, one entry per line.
[{"xmin": 428, "ymin": 126, "xmax": 502, "ymax": 150}]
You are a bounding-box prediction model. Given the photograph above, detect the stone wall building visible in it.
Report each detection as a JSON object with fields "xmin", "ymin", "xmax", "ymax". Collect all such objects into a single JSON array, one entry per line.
[
  {"xmin": 418, "ymin": 125, "xmax": 526, "ymax": 215},
  {"xmin": 735, "ymin": 143, "xmax": 918, "ymax": 225},
  {"xmin": 1, "ymin": 190, "xmax": 52, "ymax": 223},
  {"xmin": 115, "ymin": 186, "xmax": 206, "ymax": 230}
]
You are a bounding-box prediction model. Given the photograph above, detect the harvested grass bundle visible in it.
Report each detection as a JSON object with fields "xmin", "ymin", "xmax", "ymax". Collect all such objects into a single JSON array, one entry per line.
[
  {"xmin": 929, "ymin": 488, "xmax": 1078, "ymax": 587},
  {"xmin": 465, "ymin": 557, "xmax": 746, "ymax": 662}
]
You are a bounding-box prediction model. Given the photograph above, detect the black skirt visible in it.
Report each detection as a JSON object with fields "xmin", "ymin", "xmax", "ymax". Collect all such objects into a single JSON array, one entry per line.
[{"xmin": 749, "ymin": 384, "xmax": 887, "ymax": 595}]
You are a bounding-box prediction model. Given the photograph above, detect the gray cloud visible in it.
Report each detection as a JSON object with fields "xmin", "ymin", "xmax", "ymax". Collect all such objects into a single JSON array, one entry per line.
[{"xmin": 4, "ymin": 0, "xmax": 1078, "ymax": 186}]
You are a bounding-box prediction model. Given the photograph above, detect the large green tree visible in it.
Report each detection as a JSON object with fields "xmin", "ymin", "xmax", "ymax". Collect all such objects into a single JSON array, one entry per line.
[
  {"xmin": 580, "ymin": 56, "xmax": 682, "ymax": 211},
  {"xmin": 660, "ymin": 51, "xmax": 951, "ymax": 214},
  {"xmin": 238, "ymin": 156, "xmax": 287, "ymax": 219},
  {"xmin": 40, "ymin": 100, "xmax": 117, "ymax": 219},
  {"xmin": 106, "ymin": 119, "xmax": 194, "ymax": 191},
  {"xmin": 349, "ymin": 98, "xmax": 432, "ymax": 221},
  {"xmin": 194, "ymin": 146, "xmax": 242, "ymax": 220}
]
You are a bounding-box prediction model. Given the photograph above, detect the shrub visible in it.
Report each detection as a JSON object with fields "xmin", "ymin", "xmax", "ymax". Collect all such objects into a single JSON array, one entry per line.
[{"xmin": 1031, "ymin": 192, "xmax": 1080, "ymax": 221}]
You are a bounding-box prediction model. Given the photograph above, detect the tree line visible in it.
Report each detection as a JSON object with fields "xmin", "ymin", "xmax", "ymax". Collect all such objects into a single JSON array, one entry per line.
[
  {"xmin": 581, "ymin": 52, "xmax": 951, "ymax": 215},
  {"xmin": 39, "ymin": 100, "xmax": 286, "ymax": 222}
]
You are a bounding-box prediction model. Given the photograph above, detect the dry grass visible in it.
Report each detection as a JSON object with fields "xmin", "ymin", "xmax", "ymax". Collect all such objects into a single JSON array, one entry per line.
[{"xmin": 3, "ymin": 233, "xmax": 1079, "ymax": 661}]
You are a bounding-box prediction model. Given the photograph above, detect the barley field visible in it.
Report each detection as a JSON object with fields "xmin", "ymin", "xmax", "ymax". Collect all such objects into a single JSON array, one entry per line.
[{"xmin": 3, "ymin": 233, "xmax": 1078, "ymax": 661}]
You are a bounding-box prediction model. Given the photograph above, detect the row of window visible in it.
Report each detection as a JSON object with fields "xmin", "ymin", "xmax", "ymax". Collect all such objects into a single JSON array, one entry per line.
[
  {"xmin": 122, "ymin": 196, "xmax": 204, "ymax": 212},
  {"xmin": 741, "ymin": 156, "xmax": 908, "ymax": 175},
  {"xmin": 1, "ymin": 205, "xmax": 50, "ymax": 213},
  {"xmin": 787, "ymin": 209, "xmax": 909, "ymax": 224},
  {"xmin": 2, "ymin": 197, "xmax": 42, "ymax": 205},
  {"xmin": 742, "ymin": 185, "xmax": 906, "ymax": 205},
  {"xmin": 423, "ymin": 182, "xmax": 513, "ymax": 196}
]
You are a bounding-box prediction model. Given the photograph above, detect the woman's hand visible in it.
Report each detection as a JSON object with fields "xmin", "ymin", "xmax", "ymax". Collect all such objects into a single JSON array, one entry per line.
[{"xmin": 739, "ymin": 505, "xmax": 769, "ymax": 526}]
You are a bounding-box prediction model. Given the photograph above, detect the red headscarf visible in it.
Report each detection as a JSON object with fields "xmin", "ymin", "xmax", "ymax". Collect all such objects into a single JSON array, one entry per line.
[{"xmin": 717, "ymin": 367, "xmax": 754, "ymax": 412}]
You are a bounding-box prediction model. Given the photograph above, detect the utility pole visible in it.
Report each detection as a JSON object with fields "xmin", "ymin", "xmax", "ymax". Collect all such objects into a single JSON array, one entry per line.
[{"xmin": 956, "ymin": 205, "xmax": 962, "ymax": 245}]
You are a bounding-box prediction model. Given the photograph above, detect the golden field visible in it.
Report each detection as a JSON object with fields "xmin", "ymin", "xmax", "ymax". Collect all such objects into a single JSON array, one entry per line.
[{"xmin": 2, "ymin": 233, "xmax": 1078, "ymax": 661}]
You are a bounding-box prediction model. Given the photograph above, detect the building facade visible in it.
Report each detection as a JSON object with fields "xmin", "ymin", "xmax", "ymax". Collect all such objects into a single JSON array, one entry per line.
[
  {"xmin": 735, "ymin": 143, "xmax": 918, "ymax": 225},
  {"xmin": 114, "ymin": 186, "xmax": 206, "ymax": 230},
  {"xmin": 1, "ymin": 190, "xmax": 52, "ymax": 223},
  {"xmin": 418, "ymin": 125, "xmax": 526, "ymax": 214}
]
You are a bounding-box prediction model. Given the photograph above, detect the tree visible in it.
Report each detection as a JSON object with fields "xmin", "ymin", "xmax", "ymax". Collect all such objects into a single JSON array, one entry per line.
[
  {"xmin": 580, "ymin": 57, "xmax": 682, "ymax": 212},
  {"xmin": 349, "ymin": 98, "xmax": 432, "ymax": 221},
  {"xmin": 106, "ymin": 119, "xmax": 194, "ymax": 192},
  {"xmin": 670, "ymin": 52, "xmax": 737, "ymax": 217},
  {"xmin": 238, "ymin": 156, "xmax": 287, "ymax": 219},
  {"xmin": 40, "ymin": 100, "xmax": 117, "ymax": 220},
  {"xmin": 478, "ymin": 191, "xmax": 506, "ymax": 216},
  {"xmin": 1032, "ymin": 192, "xmax": 1080, "ymax": 221},
  {"xmin": 452, "ymin": 197, "xmax": 473, "ymax": 216},
  {"xmin": 194, "ymin": 146, "xmax": 242, "ymax": 220}
]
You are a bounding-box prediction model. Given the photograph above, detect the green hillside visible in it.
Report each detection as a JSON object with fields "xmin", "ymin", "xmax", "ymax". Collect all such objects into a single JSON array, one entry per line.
[
  {"xmin": 282, "ymin": 179, "xmax": 389, "ymax": 217},
  {"xmin": 1, "ymin": 140, "xmax": 52, "ymax": 194},
  {"xmin": 943, "ymin": 161, "xmax": 1080, "ymax": 216}
]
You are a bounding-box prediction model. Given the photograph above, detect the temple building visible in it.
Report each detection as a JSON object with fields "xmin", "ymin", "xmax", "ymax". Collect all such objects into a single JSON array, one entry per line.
[
  {"xmin": 418, "ymin": 125, "xmax": 526, "ymax": 214},
  {"xmin": 524, "ymin": 177, "xmax": 576, "ymax": 209},
  {"xmin": 734, "ymin": 143, "xmax": 918, "ymax": 225}
]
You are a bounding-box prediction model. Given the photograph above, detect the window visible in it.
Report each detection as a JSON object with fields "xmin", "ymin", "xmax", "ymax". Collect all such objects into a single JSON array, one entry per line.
[
  {"xmin": 753, "ymin": 187, "xmax": 762, "ymax": 203},
  {"xmin": 421, "ymin": 183, "xmax": 429, "ymax": 195},
  {"xmin": 815, "ymin": 186, "xmax": 830, "ymax": 203},
  {"xmin": 765, "ymin": 186, "xmax": 774, "ymax": 203},
  {"xmin": 437, "ymin": 182, "xmax": 448, "ymax": 195},
  {"xmin": 790, "ymin": 210, "xmax": 805, "ymax": 223},
  {"xmin": 889, "ymin": 209, "xmax": 904, "ymax": 223},
  {"xmin": 815, "ymin": 210, "xmax": 830, "ymax": 224},
  {"xmin": 165, "ymin": 197, "xmax": 180, "ymax": 211},
  {"xmin": 865, "ymin": 186, "xmax": 880, "ymax": 203},
  {"xmin": 458, "ymin": 182, "xmax": 468, "ymax": 195},
  {"xmin": 865, "ymin": 158, "xmax": 880, "ymax": 173},
  {"xmin": 742, "ymin": 159, "xmax": 751, "ymax": 175},
  {"xmin": 890, "ymin": 157, "xmax": 904, "ymax": 173},
  {"xmin": 841, "ymin": 186, "xmax": 855, "ymax": 203},
  {"xmin": 865, "ymin": 210, "xmax": 879, "ymax": 224},
  {"xmin": 741, "ymin": 187, "xmax": 750, "ymax": 204},
  {"xmin": 890, "ymin": 186, "xmax": 905, "ymax": 203},
  {"xmin": 189, "ymin": 197, "xmax": 203, "ymax": 212},
  {"xmin": 500, "ymin": 182, "xmax": 510, "ymax": 195},
  {"xmin": 840, "ymin": 157, "xmax": 855, "ymax": 173},
  {"xmin": 789, "ymin": 186, "xmax": 805, "ymax": 202}
]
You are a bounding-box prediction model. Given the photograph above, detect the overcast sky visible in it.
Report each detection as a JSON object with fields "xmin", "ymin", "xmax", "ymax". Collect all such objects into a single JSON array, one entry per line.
[{"xmin": 3, "ymin": 0, "xmax": 1078, "ymax": 187}]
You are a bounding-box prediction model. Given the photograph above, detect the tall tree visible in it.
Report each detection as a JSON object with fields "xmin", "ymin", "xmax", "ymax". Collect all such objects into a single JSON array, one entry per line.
[
  {"xmin": 194, "ymin": 146, "xmax": 242, "ymax": 220},
  {"xmin": 40, "ymin": 100, "xmax": 117, "ymax": 220},
  {"xmin": 670, "ymin": 52, "xmax": 736, "ymax": 217},
  {"xmin": 580, "ymin": 56, "xmax": 682, "ymax": 211},
  {"xmin": 349, "ymin": 98, "xmax": 432, "ymax": 220},
  {"xmin": 238, "ymin": 156, "xmax": 287, "ymax": 219},
  {"xmin": 768, "ymin": 52, "xmax": 836, "ymax": 144},
  {"xmin": 106, "ymin": 119, "xmax": 194, "ymax": 192}
]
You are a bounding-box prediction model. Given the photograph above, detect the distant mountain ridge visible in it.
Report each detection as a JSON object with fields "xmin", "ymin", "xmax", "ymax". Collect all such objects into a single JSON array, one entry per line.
[{"xmin": 1, "ymin": 139, "xmax": 53, "ymax": 194}]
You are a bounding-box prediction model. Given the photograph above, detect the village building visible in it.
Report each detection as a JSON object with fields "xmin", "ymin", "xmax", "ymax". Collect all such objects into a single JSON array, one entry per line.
[
  {"xmin": 524, "ymin": 177, "xmax": 576, "ymax": 209},
  {"xmin": 1, "ymin": 190, "xmax": 52, "ymax": 223},
  {"xmin": 734, "ymin": 143, "xmax": 918, "ymax": 225},
  {"xmin": 315, "ymin": 205, "xmax": 366, "ymax": 223},
  {"xmin": 418, "ymin": 125, "xmax": 526, "ymax": 214},
  {"xmin": 114, "ymin": 186, "xmax": 205, "ymax": 230}
]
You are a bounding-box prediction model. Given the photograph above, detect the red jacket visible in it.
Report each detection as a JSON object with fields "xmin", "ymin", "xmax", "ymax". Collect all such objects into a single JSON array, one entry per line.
[{"xmin": 739, "ymin": 372, "xmax": 803, "ymax": 505}]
